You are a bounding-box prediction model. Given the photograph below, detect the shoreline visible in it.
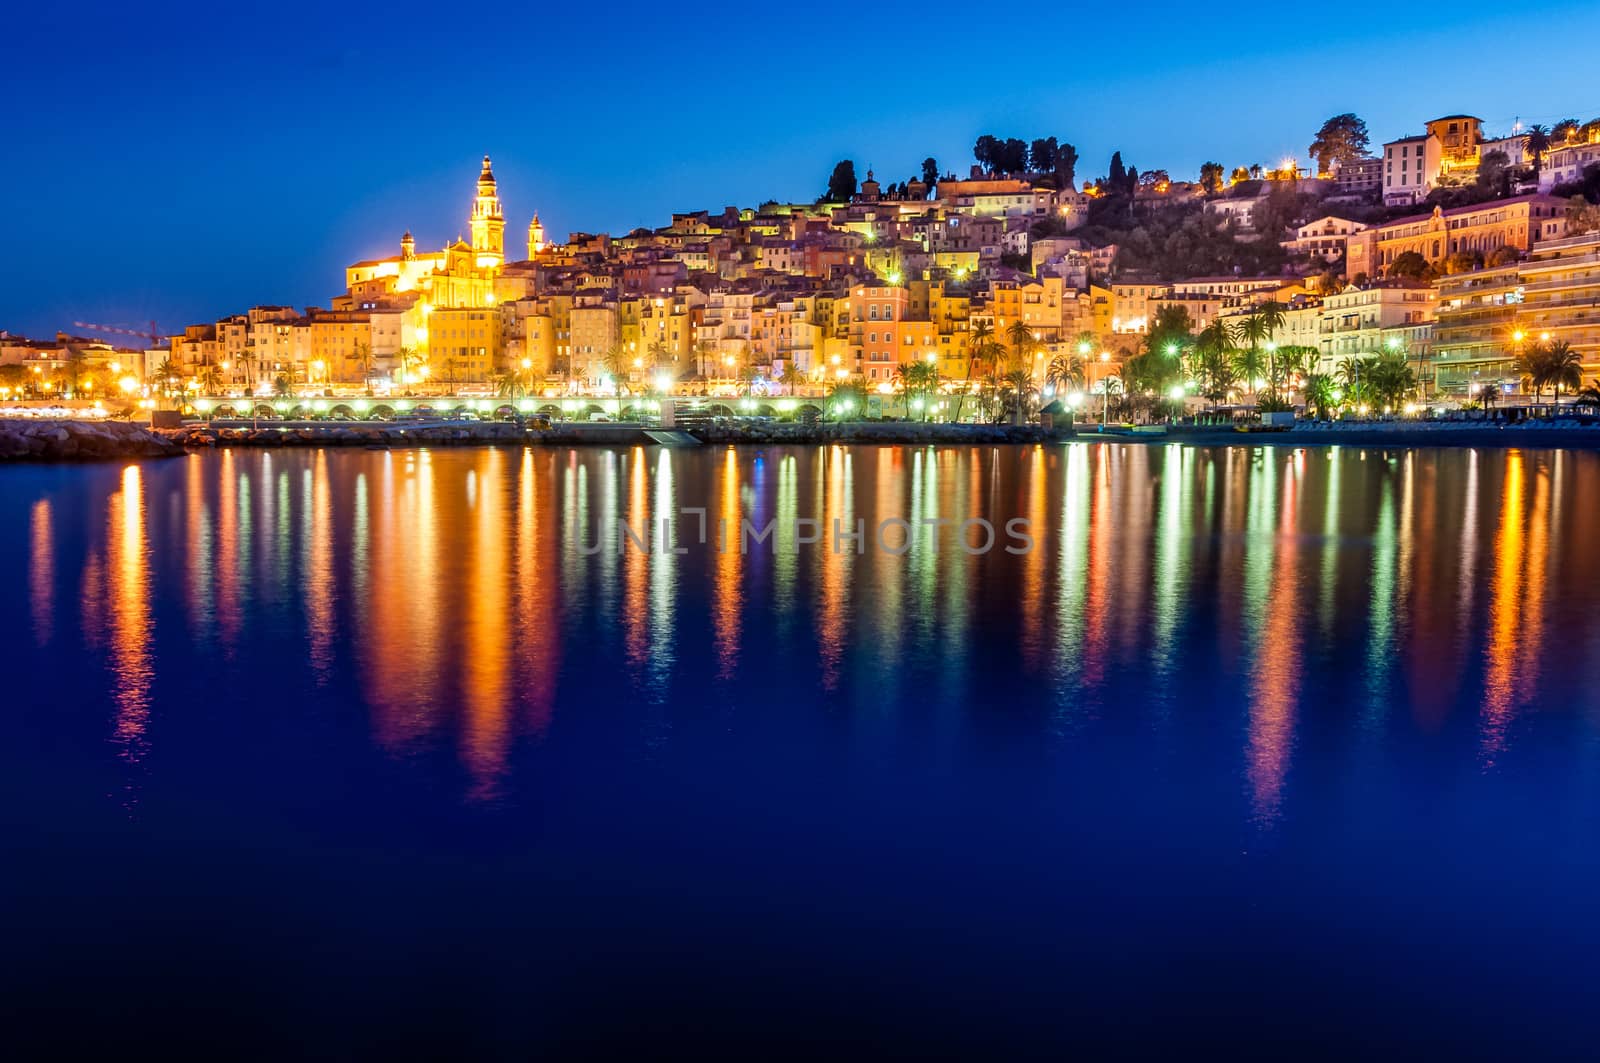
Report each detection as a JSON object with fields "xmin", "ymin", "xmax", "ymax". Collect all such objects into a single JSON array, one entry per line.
[{"xmin": 4, "ymin": 417, "xmax": 1599, "ymax": 462}]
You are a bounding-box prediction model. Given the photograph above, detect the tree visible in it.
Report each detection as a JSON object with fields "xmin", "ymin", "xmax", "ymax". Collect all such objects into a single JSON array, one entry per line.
[
  {"xmin": 1527, "ymin": 124, "xmax": 1551, "ymax": 176},
  {"xmin": 1388, "ymin": 250, "xmax": 1432, "ymax": 281},
  {"xmin": 955, "ymin": 319, "xmax": 998, "ymax": 422},
  {"xmin": 1147, "ymin": 304, "xmax": 1195, "ymax": 360},
  {"xmin": 829, "ymin": 379, "xmax": 866, "ymax": 420},
  {"xmin": 1108, "ymin": 152, "xmax": 1128, "ymax": 192},
  {"xmin": 1193, "ymin": 320, "xmax": 1239, "ymax": 404},
  {"xmin": 1138, "ymin": 169, "xmax": 1171, "ymax": 190},
  {"xmin": 1029, "ymin": 137, "xmax": 1058, "ymax": 173},
  {"xmin": 1045, "ymin": 353, "xmax": 1086, "ymax": 392},
  {"xmin": 894, "ymin": 360, "xmax": 939, "ymax": 420},
  {"xmin": 974, "ymin": 135, "xmax": 1000, "ymax": 174},
  {"xmin": 1248, "ymin": 300, "xmax": 1288, "ymax": 398},
  {"xmin": 1553, "ymin": 118, "xmax": 1581, "ymax": 144},
  {"xmin": 1476, "ymin": 149, "xmax": 1513, "ymax": 197},
  {"xmin": 1000, "ymin": 138, "xmax": 1028, "ymax": 174},
  {"xmin": 353, "ymin": 341, "xmax": 373, "ymax": 394},
  {"xmin": 825, "ymin": 159, "xmax": 857, "ymax": 202},
  {"xmin": 0, "ymin": 364, "xmax": 26, "ymax": 396},
  {"xmin": 1199, "ymin": 161, "xmax": 1225, "ymax": 196},
  {"xmin": 1546, "ymin": 340, "xmax": 1583, "ymax": 400},
  {"xmin": 1001, "ymin": 368, "xmax": 1037, "ymax": 421},
  {"xmin": 1053, "ymin": 143, "xmax": 1078, "ymax": 191},
  {"xmin": 921, "ymin": 157, "xmax": 939, "ymax": 192},
  {"xmin": 196, "ymin": 363, "xmax": 224, "ymax": 394},
  {"xmin": 151, "ymin": 357, "xmax": 181, "ymax": 400},
  {"xmin": 780, "ymin": 363, "xmax": 806, "ymax": 396},
  {"xmin": 397, "ymin": 345, "xmax": 425, "ymax": 390},
  {"xmin": 1231, "ymin": 336, "xmax": 1267, "ymax": 398},
  {"xmin": 1514, "ymin": 344, "xmax": 1551, "ymax": 402},
  {"xmin": 1304, "ymin": 373, "xmax": 1337, "ymax": 420},
  {"xmin": 1308, "ymin": 113, "xmax": 1371, "ymax": 175},
  {"xmin": 1366, "ymin": 354, "xmax": 1417, "ymax": 409},
  {"xmin": 1005, "ymin": 319, "xmax": 1035, "ymax": 373},
  {"xmin": 1229, "ymin": 166, "xmax": 1251, "ymax": 185}
]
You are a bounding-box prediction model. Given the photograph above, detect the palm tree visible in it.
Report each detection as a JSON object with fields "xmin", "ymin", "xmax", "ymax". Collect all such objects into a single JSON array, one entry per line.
[
  {"xmin": 693, "ymin": 340, "xmax": 717, "ymax": 379},
  {"xmin": 1367, "ymin": 354, "xmax": 1417, "ymax": 410},
  {"xmin": 1100, "ymin": 375, "xmax": 1124, "ymax": 422},
  {"xmin": 1193, "ymin": 319, "xmax": 1237, "ymax": 404},
  {"xmin": 353, "ymin": 342, "xmax": 374, "ymax": 394},
  {"xmin": 1527, "ymin": 124, "xmax": 1551, "ymax": 177},
  {"xmin": 829, "ymin": 378, "xmax": 865, "ymax": 420},
  {"xmin": 196, "ymin": 364, "xmax": 224, "ymax": 394},
  {"xmin": 1546, "ymin": 340, "xmax": 1583, "ymax": 401},
  {"xmin": 1304, "ymin": 373, "xmax": 1337, "ymax": 420},
  {"xmin": 273, "ymin": 373, "xmax": 293, "ymax": 398},
  {"xmin": 397, "ymin": 345, "xmax": 424, "ymax": 392},
  {"xmin": 1001, "ymin": 368, "xmax": 1036, "ymax": 421},
  {"xmin": 780, "ymin": 363, "xmax": 806, "ymax": 396},
  {"xmin": 1005, "ymin": 319, "xmax": 1035, "ymax": 375},
  {"xmin": 1574, "ymin": 379, "xmax": 1600, "ymax": 405},
  {"xmin": 152, "ymin": 357, "xmax": 182, "ymax": 401},
  {"xmin": 1335, "ymin": 357, "xmax": 1370, "ymax": 406},
  {"xmin": 1515, "ymin": 344, "xmax": 1553, "ymax": 403},
  {"xmin": 1231, "ymin": 342, "xmax": 1267, "ymax": 401},
  {"xmin": 1045, "ymin": 352, "xmax": 1086, "ymax": 393},
  {"xmin": 1232, "ymin": 305, "xmax": 1281, "ymax": 400},
  {"xmin": 895, "ymin": 361, "xmax": 938, "ymax": 420},
  {"xmin": 955, "ymin": 319, "xmax": 996, "ymax": 423}
]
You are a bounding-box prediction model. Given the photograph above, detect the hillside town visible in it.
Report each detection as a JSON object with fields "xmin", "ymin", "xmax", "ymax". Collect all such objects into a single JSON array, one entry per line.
[{"xmin": 7, "ymin": 111, "xmax": 1600, "ymax": 419}]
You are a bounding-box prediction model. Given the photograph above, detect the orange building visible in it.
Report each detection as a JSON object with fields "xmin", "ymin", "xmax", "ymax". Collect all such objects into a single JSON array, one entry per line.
[{"xmin": 1346, "ymin": 195, "xmax": 1569, "ymax": 280}]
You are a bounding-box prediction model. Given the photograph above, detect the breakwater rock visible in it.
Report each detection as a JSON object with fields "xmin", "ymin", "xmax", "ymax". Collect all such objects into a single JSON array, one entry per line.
[
  {"xmin": 692, "ymin": 420, "xmax": 1062, "ymax": 445},
  {"xmin": 0, "ymin": 419, "xmax": 183, "ymax": 462},
  {"xmin": 156, "ymin": 418, "xmax": 1067, "ymax": 450}
]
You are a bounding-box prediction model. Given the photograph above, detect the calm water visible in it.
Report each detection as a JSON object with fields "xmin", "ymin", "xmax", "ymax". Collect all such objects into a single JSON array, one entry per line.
[{"xmin": 6, "ymin": 443, "xmax": 1600, "ymax": 1054}]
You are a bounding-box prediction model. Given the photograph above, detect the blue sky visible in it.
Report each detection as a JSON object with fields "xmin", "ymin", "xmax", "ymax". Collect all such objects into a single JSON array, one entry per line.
[{"xmin": 6, "ymin": 0, "xmax": 1600, "ymax": 339}]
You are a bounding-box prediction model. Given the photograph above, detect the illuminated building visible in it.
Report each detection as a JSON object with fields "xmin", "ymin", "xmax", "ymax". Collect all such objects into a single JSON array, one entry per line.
[
  {"xmin": 426, "ymin": 307, "xmax": 501, "ymax": 386},
  {"xmin": 1433, "ymin": 231, "xmax": 1600, "ymax": 397},
  {"xmin": 342, "ymin": 156, "xmax": 531, "ymax": 317},
  {"xmin": 1346, "ymin": 195, "xmax": 1569, "ymax": 280}
]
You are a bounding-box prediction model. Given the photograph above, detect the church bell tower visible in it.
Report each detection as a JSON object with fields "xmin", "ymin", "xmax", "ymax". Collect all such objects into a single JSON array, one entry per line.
[
  {"xmin": 527, "ymin": 212, "xmax": 546, "ymax": 258},
  {"xmin": 469, "ymin": 155, "xmax": 505, "ymax": 264}
]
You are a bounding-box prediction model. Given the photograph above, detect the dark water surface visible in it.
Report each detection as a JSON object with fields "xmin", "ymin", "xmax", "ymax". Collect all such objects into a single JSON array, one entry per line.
[{"xmin": 5, "ymin": 443, "xmax": 1600, "ymax": 1055}]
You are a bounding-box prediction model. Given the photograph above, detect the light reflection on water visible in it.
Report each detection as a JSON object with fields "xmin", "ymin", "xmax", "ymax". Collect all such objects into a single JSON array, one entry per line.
[{"xmin": 18, "ymin": 443, "xmax": 1600, "ymax": 823}]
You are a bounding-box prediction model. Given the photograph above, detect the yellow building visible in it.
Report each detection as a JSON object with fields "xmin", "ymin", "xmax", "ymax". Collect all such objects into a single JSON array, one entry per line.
[
  {"xmin": 427, "ymin": 307, "xmax": 501, "ymax": 388},
  {"xmin": 307, "ymin": 311, "xmax": 374, "ymax": 387}
]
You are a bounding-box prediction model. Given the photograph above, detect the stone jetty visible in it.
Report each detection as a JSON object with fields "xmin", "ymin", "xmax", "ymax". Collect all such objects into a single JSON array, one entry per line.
[{"xmin": 0, "ymin": 419, "xmax": 182, "ymax": 461}]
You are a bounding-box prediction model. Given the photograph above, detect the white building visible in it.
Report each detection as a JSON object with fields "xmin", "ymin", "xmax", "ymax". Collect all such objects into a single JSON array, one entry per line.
[
  {"xmin": 1281, "ymin": 216, "xmax": 1368, "ymax": 262},
  {"xmin": 1382, "ymin": 134, "xmax": 1442, "ymax": 205}
]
